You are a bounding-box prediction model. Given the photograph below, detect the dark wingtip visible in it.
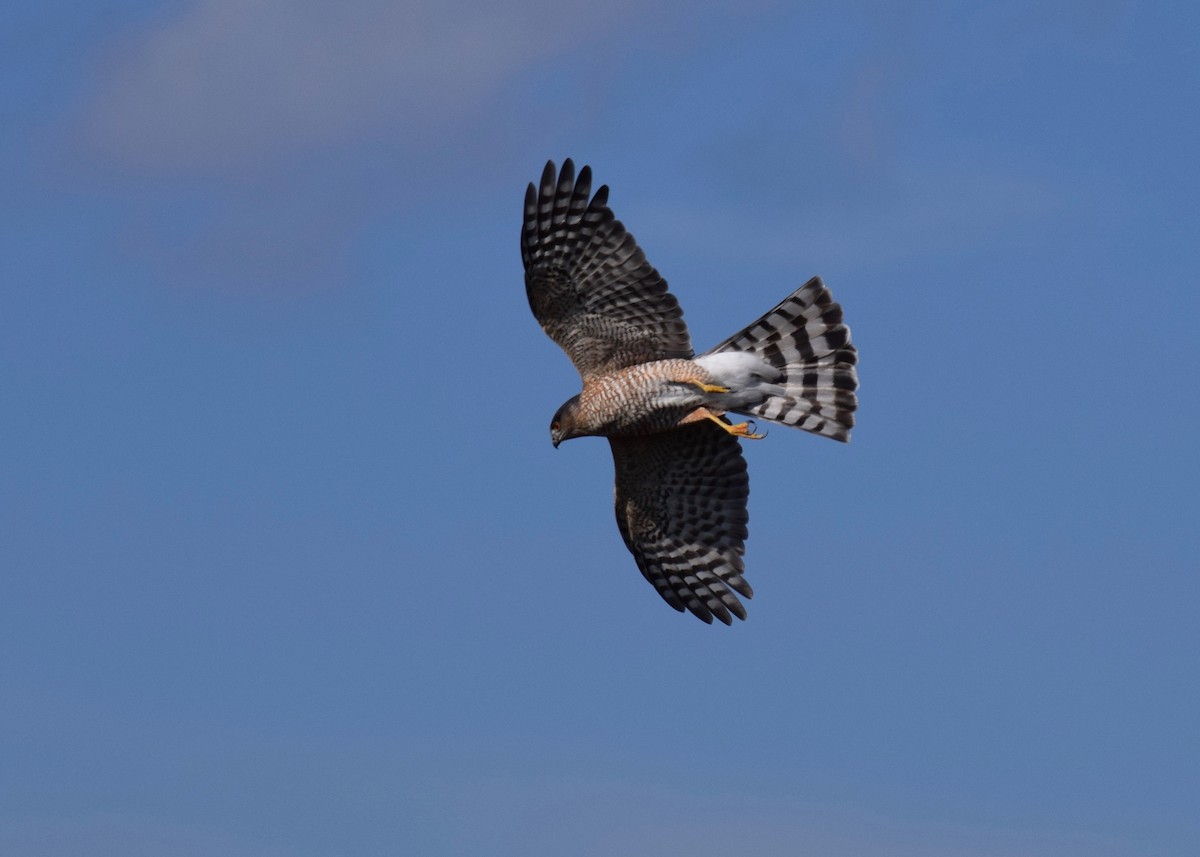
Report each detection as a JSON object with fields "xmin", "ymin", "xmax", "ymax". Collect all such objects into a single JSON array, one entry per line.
[{"xmin": 557, "ymin": 158, "xmax": 574, "ymax": 189}]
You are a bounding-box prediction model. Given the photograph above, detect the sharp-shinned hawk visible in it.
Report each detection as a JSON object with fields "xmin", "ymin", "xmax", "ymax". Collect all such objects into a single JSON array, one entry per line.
[{"xmin": 522, "ymin": 159, "xmax": 858, "ymax": 624}]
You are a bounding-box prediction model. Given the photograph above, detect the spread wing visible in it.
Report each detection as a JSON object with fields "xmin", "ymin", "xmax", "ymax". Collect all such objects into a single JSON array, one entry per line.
[
  {"xmin": 610, "ymin": 422, "xmax": 752, "ymax": 625},
  {"xmin": 521, "ymin": 159, "xmax": 693, "ymax": 381}
]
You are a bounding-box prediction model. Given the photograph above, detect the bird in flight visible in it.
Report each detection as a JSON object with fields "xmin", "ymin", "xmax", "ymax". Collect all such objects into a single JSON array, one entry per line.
[{"xmin": 521, "ymin": 160, "xmax": 857, "ymax": 624}]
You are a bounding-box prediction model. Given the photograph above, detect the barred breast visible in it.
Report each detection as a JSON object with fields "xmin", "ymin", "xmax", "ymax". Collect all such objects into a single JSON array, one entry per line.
[{"xmin": 578, "ymin": 359, "xmax": 714, "ymax": 437}]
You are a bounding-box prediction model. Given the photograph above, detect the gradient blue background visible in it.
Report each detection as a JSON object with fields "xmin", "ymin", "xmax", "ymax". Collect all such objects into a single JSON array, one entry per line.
[{"xmin": 3, "ymin": 2, "xmax": 1198, "ymax": 854}]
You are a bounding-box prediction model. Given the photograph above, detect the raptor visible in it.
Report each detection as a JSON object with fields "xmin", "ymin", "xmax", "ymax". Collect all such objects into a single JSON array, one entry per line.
[{"xmin": 522, "ymin": 159, "xmax": 858, "ymax": 624}]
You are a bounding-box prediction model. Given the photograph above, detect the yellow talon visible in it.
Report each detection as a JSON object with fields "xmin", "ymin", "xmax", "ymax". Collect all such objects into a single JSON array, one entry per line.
[
  {"xmin": 692, "ymin": 382, "xmax": 731, "ymax": 394},
  {"xmin": 726, "ymin": 421, "xmax": 766, "ymax": 440},
  {"xmin": 701, "ymin": 411, "xmax": 765, "ymax": 440}
]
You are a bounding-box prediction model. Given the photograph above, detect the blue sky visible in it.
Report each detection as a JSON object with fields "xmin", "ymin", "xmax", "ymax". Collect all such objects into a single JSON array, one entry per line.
[{"xmin": 3, "ymin": 1, "xmax": 1198, "ymax": 854}]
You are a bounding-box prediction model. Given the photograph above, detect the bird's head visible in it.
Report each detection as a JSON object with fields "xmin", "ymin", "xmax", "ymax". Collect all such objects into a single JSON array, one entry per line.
[{"xmin": 550, "ymin": 394, "xmax": 585, "ymax": 448}]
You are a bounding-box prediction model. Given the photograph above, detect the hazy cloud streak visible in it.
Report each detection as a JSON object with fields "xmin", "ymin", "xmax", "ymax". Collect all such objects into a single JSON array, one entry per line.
[{"xmin": 81, "ymin": 0, "xmax": 639, "ymax": 171}]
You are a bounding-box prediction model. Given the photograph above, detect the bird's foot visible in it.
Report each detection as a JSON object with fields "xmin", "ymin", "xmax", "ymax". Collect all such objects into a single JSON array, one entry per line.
[
  {"xmin": 725, "ymin": 420, "xmax": 765, "ymax": 440},
  {"xmin": 691, "ymin": 381, "xmax": 731, "ymax": 394},
  {"xmin": 700, "ymin": 411, "xmax": 765, "ymax": 440}
]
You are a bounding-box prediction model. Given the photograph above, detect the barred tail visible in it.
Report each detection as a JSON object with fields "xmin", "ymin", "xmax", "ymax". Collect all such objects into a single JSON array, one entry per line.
[{"xmin": 706, "ymin": 276, "xmax": 858, "ymax": 442}]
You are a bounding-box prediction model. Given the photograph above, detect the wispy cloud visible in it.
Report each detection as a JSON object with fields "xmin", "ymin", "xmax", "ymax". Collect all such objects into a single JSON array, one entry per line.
[
  {"xmin": 0, "ymin": 813, "xmax": 290, "ymax": 857},
  {"xmin": 638, "ymin": 161, "xmax": 1067, "ymax": 281},
  {"xmin": 436, "ymin": 769, "xmax": 1138, "ymax": 857},
  {"xmin": 79, "ymin": 0, "xmax": 642, "ymax": 172},
  {"xmin": 67, "ymin": 0, "xmax": 742, "ymax": 289}
]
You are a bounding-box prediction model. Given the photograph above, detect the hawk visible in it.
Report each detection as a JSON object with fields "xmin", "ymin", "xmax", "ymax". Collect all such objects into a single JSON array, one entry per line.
[{"xmin": 522, "ymin": 159, "xmax": 858, "ymax": 624}]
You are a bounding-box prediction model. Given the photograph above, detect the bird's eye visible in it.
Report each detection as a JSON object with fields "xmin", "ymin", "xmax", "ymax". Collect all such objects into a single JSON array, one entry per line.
[{"xmin": 551, "ymin": 421, "xmax": 561, "ymax": 431}]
